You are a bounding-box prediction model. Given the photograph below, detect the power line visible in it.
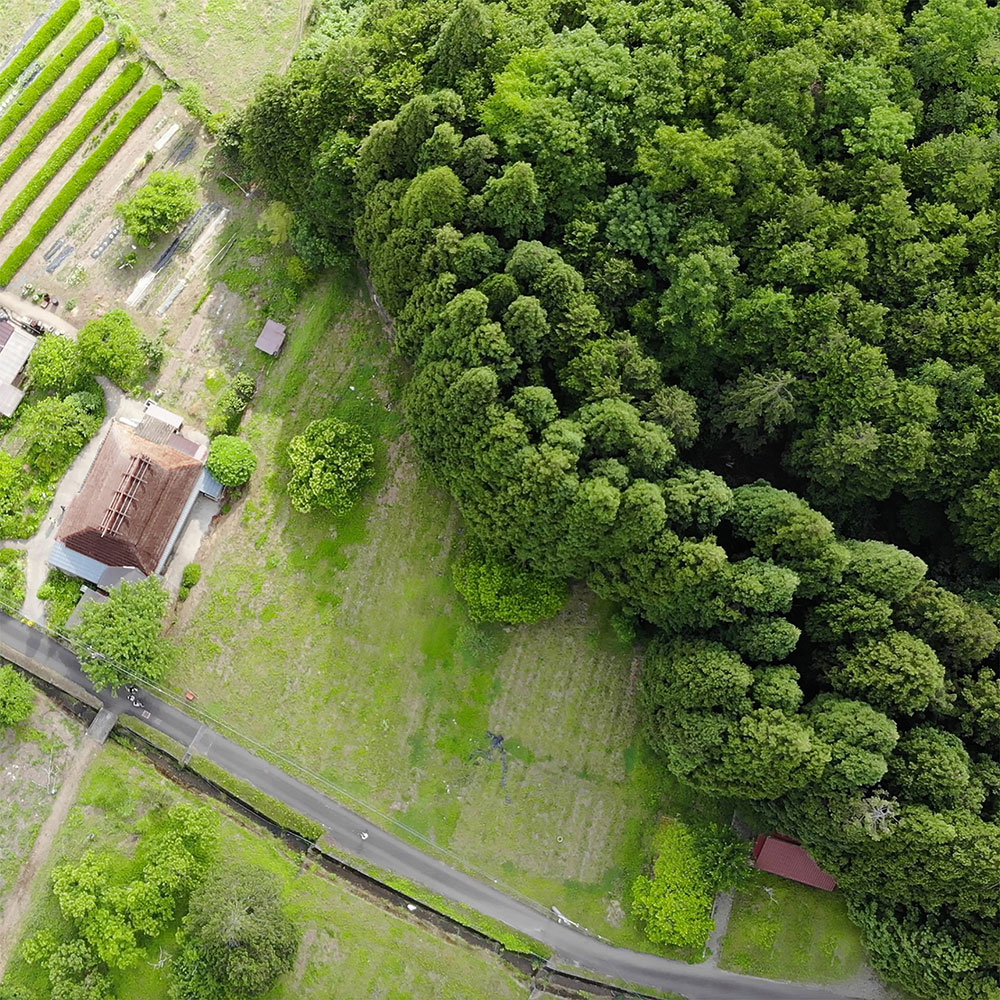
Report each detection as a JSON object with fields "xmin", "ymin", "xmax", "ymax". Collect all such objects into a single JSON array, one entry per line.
[{"xmin": 0, "ymin": 600, "xmax": 567, "ymax": 928}]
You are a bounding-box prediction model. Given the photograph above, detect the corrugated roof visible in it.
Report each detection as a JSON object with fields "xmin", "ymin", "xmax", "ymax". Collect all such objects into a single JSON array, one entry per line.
[
  {"xmin": 57, "ymin": 422, "xmax": 204, "ymax": 576},
  {"xmin": 198, "ymin": 466, "xmax": 226, "ymax": 500},
  {"xmin": 0, "ymin": 383, "xmax": 24, "ymax": 417},
  {"xmin": 49, "ymin": 540, "xmax": 112, "ymax": 586},
  {"xmin": 255, "ymin": 318, "xmax": 286, "ymax": 356},
  {"xmin": 753, "ymin": 836, "xmax": 837, "ymax": 891},
  {"xmin": 0, "ymin": 327, "xmax": 36, "ymax": 385}
]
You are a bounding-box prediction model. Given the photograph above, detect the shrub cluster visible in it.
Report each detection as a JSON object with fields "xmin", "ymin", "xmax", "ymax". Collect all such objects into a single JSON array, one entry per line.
[
  {"xmin": 0, "ymin": 16, "xmax": 104, "ymax": 146},
  {"xmin": 0, "ymin": 85, "xmax": 161, "ymax": 286},
  {"xmin": 0, "ymin": 0, "xmax": 79, "ymax": 100},
  {"xmin": 0, "ymin": 39, "xmax": 118, "ymax": 188},
  {"xmin": 179, "ymin": 562, "xmax": 201, "ymax": 600},
  {"xmin": 0, "ymin": 61, "xmax": 142, "ymax": 238},
  {"xmin": 206, "ymin": 372, "xmax": 255, "ymax": 435}
]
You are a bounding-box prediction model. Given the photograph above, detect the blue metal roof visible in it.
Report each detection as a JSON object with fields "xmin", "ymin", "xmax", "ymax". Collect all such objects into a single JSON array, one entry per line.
[
  {"xmin": 198, "ymin": 466, "xmax": 225, "ymax": 501},
  {"xmin": 48, "ymin": 541, "xmax": 111, "ymax": 587}
]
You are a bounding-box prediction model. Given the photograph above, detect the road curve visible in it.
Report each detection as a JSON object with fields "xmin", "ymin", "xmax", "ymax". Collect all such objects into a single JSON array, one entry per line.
[{"xmin": 0, "ymin": 612, "xmax": 863, "ymax": 1000}]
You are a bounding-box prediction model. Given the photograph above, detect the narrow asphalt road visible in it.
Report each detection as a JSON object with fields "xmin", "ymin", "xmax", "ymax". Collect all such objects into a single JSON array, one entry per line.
[{"xmin": 0, "ymin": 612, "xmax": 863, "ymax": 1000}]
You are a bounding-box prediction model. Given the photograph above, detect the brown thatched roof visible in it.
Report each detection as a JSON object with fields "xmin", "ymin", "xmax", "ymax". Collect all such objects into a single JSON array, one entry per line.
[{"xmin": 58, "ymin": 422, "xmax": 203, "ymax": 575}]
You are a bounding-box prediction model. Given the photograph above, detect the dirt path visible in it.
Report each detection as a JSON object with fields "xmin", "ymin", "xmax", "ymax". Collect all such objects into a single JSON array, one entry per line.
[
  {"xmin": 0, "ymin": 736, "xmax": 99, "ymax": 976},
  {"xmin": 0, "ymin": 289, "xmax": 78, "ymax": 336}
]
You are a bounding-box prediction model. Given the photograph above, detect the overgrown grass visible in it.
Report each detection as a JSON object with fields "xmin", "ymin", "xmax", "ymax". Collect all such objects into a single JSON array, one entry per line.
[
  {"xmin": 37, "ymin": 568, "xmax": 83, "ymax": 629},
  {"xmin": 167, "ymin": 272, "xmax": 686, "ymax": 954},
  {"xmin": 720, "ymin": 873, "xmax": 867, "ymax": 984},
  {"xmin": 0, "ymin": 548, "xmax": 27, "ymax": 608},
  {"xmin": 2, "ymin": 742, "xmax": 536, "ymax": 1000}
]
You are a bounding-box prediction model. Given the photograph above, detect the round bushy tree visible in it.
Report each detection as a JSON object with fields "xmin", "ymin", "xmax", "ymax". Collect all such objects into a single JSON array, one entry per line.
[
  {"xmin": 206, "ymin": 435, "xmax": 257, "ymax": 487},
  {"xmin": 25, "ymin": 334, "xmax": 82, "ymax": 393},
  {"xmin": 286, "ymin": 417, "xmax": 374, "ymax": 514},
  {"xmin": 0, "ymin": 663, "xmax": 34, "ymax": 727},
  {"xmin": 117, "ymin": 170, "xmax": 198, "ymax": 243}
]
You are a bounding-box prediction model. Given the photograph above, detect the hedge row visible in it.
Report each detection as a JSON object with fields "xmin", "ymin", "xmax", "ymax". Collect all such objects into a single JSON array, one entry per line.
[
  {"xmin": 0, "ymin": 84, "xmax": 161, "ymax": 286},
  {"xmin": 0, "ymin": 0, "xmax": 80, "ymax": 100},
  {"xmin": 0, "ymin": 62, "xmax": 143, "ymax": 240},
  {"xmin": 189, "ymin": 754, "xmax": 327, "ymax": 843},
  {"xmin": 0, "ymin": 16, "xmax": 104, "ymax": 147},
  {"xmin": 0, "ymin": 39, "xmax": 119, "ymax": 189}
]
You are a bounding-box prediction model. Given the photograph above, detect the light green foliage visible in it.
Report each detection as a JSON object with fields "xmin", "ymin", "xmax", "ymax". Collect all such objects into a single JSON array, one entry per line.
[
  {"xmin": 76, "ymin": 310, "xmax": 149, "ymax": 390},
  {"xmin": 0, "ymin": 548, "xmax": 27, "ymax": 610},
  {"xmin": 631, "ymin": 819, "xmax": 746, "ymax": 950},
  {"xmin": 0, "ymin": 662, "xmax": 35, "ymax": 727},
  {"xmin": 0, "ymin": 62, "xmax": 143, "ymax": 231},
  {"xmin": 37, "ymin": 570, "xmax": 83, "ymax": 630},
  {"xmin": 286, "ymin": 416, "xmax": 374, "ymax": 515},
  {"xmin": 118, "ymin": 170, "xmax": 198, "ymax": 243},
  {"xmin": 25, "ymin": 334, "xmax": 82, "ymax": 393},
  {"xmin": 452, "ymin": 541, "xmax": 567, "ymax": 623},
  {"xmin": 207, "ymin": 372, "xmax": 255, "ymax": 436},
  {"xmin": 0, "ymin": 85, "xmax": 161, "ymax": 284},
  {"xmin": 16, "ymin": 392, "xmax": 103, "ymax": 477},
  {"xmin": 0, "ymin": 0, "xmax": 80, "ymax": 100},
  {"xmin": 71, "ymin": 577, "xmax": 173, "ymax": 691},
  {"xmin": 206, "ymin": 435, "xmax": 257, "ymax": 487},
  {"xmin": 0, "ymin": 17, "xmax": 104, "ymax": 147}
]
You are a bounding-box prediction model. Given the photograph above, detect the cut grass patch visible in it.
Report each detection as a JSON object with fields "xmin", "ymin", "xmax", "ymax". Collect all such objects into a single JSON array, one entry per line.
[
  {"xmin": 166, "ymin": 271, "xmax": 699, "ymax": 955},
  {"xmin": 720, "ymin": 873, "xmax": 867, "ymax": 984}
]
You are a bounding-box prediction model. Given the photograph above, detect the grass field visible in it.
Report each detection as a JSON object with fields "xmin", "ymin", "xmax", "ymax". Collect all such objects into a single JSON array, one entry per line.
[
  {"xmin": 101, "ymin": 0, "xmax": 301, "ymax": 108},
  {"xmin": 2, "ymin": 741, "xmax": 536, "ymax": 999},
  {"xmin": 162, "ymin": 268, "xmax": 703, "ymax": 954},
  {"xmin": 0, "ymin": 693, "xmax": 81, "ymax": 910},
  {"xmin": 720, "ymin": 874, "xmax": 867, "ymax": 983}
]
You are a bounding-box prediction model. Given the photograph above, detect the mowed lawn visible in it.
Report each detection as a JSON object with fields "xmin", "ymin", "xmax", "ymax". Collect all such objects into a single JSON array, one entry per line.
[
  {"xmin": 720, "ymin": 874, "xmax": 867, "ymax": 983},
  {"xmin": 102, "ymin": 0, "xmax": 301, "ymax": 108},
  {"xmin": 167, "ymin": 272, "xmax": 675, "ymax": 951},
  {"xmin": 2, "ymin": 743, "xmax": 533, "ymax": 1000}
]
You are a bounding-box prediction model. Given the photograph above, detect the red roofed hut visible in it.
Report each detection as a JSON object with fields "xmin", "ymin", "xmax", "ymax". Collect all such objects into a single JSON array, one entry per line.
[
  {"xmin": 255, "ymin": 319, "xmax": 286, "ymax": 356},
  {"xmin": 752, "ymin": 834, "xmax": 837, "ymax": 891}
]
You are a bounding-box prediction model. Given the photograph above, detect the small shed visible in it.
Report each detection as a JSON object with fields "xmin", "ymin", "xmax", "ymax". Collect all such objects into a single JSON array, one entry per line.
[
  {"xmin": 752, "ymin": 834, "xmax": 837, "ymax": 891},
  {"xmin": 255, "ymin": 319, "xmax": 286, "ymax": 357},
  {"xmin": 0, "ymin": 323, "xmax": 36, "ymax": 416}
]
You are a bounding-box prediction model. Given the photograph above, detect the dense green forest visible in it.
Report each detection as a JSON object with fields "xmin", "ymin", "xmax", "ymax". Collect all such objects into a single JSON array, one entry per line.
[{"xmin": 228, "ymin": 1, "xmax": 1000, "ymax": 996}]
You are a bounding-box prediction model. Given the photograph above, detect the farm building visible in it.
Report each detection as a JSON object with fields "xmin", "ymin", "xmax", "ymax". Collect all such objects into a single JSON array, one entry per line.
[
  {"xmin": 255, "ymin": 318, "xmax": 287, "ymax": 356},
  {"xmin": 752, "ymin": 834, "xmax": 838, "ymax": 891},
  {"xmin": 0, "ymin": 319, "xmax": 37, "ymax": 417},
  {"xmin": 49, "ymin": 409, "xmax": 223, "ymax": 587}
]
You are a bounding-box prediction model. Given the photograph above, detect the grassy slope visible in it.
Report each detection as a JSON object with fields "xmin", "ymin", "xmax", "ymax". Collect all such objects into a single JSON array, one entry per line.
[
  {"xmin": 101, "ymin": 0, "xmax": 299, "ymax": 108},
  {"xmin": 165, "ymin": 270, "xmax": 690, "ymax": 953},
  {"xmin": 720, "ymin": 873, "xmax": 867, "ymax": 983},
  {"xmin": 2, "ymin": 742, "xmax": 533, "ymax": 1000}
]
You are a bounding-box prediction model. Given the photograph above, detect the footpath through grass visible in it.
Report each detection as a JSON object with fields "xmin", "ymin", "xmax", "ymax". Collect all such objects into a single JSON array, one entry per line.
[
  {"xmin": 2, "ymin": 742, "xmax": 535, "ymax": 1000},
  {"xmin": 720, "ymin": 873, "xmax": 867, "ymax": 984},
  {"xmin": 167, "ymin": 272, "xmax": 683, "ymax": 953}
]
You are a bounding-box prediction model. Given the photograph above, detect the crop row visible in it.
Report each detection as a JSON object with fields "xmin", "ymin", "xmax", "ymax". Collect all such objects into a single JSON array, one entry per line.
[
  {"xmin": 0, "ymin": 40, "xmax": 119, "ymax": 189},
  {"xmin": 0, "ymin": 16, "xmax": 104, "ymax": 146},
  {"xmin": 0, "ymin": 0, "xmax": 80, "ymax": 100},
  {"xmin": 0, "ymin": 85, "xmax": 162, "ymax": 286},
  {"xmin": 0, "ymin": 62, "xmax": 142, "ymax": 238}
]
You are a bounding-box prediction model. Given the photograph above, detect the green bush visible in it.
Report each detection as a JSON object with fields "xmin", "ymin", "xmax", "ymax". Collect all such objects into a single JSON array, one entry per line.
[
  {"xmin": 0, "ymin": 0, "xmax": 80, "ymax": 100},
  {"xmin": 0, "ymin": 85, "xmax": 161, "ymax": 286},
  {"xmin": 0, "ymin": 548, "xmax": 26, "ymax": 609},
  {"xmin": 190, "ymin": 755, "xmax": 326, "ymax": 842},
  {"xmin": 0, "ymin": 662, "xmax": 35, "ymax": 727},
  {"xmin": 0, "ymin": 62, "xmax": 143, "ymax": 239},
  {"xmin": 179, "ymin": 562, "xmax": 202, "ymax": 600},
  {"xmin": 631, "ymin": 820, "xmax": 718, "ymax": 950},
  {"xmin": 117, "ymin": 169, "xmax": 198, "ymax": 243},
  {"xmin": 206, "ymin": 435, "xmax": 257, "ymax": 487},
  {"xmin": 452, "ymin": 541, "xmax": 567, "ymax": 624},
  {"xmin": 0, "ymin": 17, "xmax": 104, "ymax": 146},
  {"xmin": 37, "ymin": 569, "xmax": 82, "ymax": 631},
  {"xmin": 206, "ymin": 372, "xmax": 256, "ymax": 435},
  {"xmin": 0, "ymin": 40, "xmax": 118, "ymax": 189}
]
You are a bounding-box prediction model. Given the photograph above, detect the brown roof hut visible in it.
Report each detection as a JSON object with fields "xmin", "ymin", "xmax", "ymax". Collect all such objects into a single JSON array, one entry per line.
[
  {"xmin": 56, "ymin": 422, "xmax": 204, "ymax": 578},
  {"xmin": 752, "ymin": 834, "xmax": 838, "ymax": 891}
]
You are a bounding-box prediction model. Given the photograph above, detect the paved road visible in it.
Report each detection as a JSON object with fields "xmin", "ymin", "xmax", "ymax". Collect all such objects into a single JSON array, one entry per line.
[{"xmin": 0, "ymin": 613, "xmax": 862, "ymax": 1000}]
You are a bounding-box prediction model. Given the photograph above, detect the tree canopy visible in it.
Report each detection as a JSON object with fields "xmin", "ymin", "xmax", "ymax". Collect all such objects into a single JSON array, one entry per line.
[
  {"xmin": 117, "ymin": 170, "xmax": 198, "ymax": 244},
  {"xmin": 232, "ymin": 0, "xmax": 1000, "ymax": 993}
]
